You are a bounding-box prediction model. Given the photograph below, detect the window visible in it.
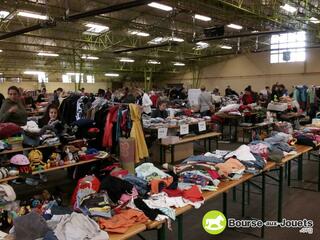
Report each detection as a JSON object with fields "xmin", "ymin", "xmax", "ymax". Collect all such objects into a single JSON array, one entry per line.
[
  {"xmin": 38, "ymin": 72, "xmax": 48, "ymax": 83},
  {"xmin": 62, "ymin": 73, "xmax": 94, "ymax": 83},
  {"xmin": 86, "ymin": 75, "xmax": 95, "ymax": 83},
  {"xmin": 270, "ymin": 31, "xmax": 306, "ymax": 63}
]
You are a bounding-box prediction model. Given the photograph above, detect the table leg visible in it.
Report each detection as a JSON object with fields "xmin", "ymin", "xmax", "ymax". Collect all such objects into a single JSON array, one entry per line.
[
  {"xmin": 284, "ymin": 162, "xmax": 287, "ymax": 179},
  {"xmin": 298, "ymin": 155, "xmax": 303, "ymax": 181},
  {"xmin": 261, "ymin": 172, "xmax": 266, "ymax": 238},
  {"xmin": 241, "ymin": 183, "xmax": 245, "ymax": 217},
  {"xmin": 216, "ymin": 137, "xmax": 219, "ymax": 150},
  {"xmin": 232, "ymin": 187, "xmax": 236, "ymax": 202},
  {"xmin": 160, "ymin": 145, "xmax": 163, "ymax": 164},
  {"xmin": 287, "ymin": 160, "xmax": 291, "ymax": 187},
  {"xmin": 157, "ymin": 225, "xmax": 166, "ymax": 240},
  {"xmin": 278, "ymin": 166, "xmax": 284, "ymax": 222},
  {"xmin": 177, "ymin": 215, "xmax": 183, "ymax": 240},
  {"xmin": 247, "ymin": 182, "xmax": 250, "ymax": 205},
  {"xmin": 163, "ymin": 146, "xmax": 166, "ymax": 164},
  {"xmin": 234, "ymin": 122, "xmax": 238, "ymax": 142},
  {"xmin": 318, "ymin": 151, "xmax": 320, "ymax": 192},
  {"xmin": 223, "ymin": 192, "xmax": 227, "ymax": 216},
  {"xmin": 171, "ymin": 145, "xmax": 175, "ymax": 164},
  {"xmin": 208, "ymin": 138, "xmax": 212, "ymax": 152}
]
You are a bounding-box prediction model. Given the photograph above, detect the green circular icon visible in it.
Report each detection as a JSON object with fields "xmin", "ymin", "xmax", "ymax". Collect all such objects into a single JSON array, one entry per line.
[{"xmin": 202, "ymin": 210, "xmax": 227, "ymax": 235}]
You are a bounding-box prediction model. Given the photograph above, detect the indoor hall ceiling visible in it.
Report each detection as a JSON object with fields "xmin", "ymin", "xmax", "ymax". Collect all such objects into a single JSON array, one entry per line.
[{"xmin": 0, "ymin": 0, "xmax": 319, "ymax": 81}]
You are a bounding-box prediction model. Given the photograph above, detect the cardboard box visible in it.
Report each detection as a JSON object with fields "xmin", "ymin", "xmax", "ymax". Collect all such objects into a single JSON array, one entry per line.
[{"xmin": 161, "ymin": 136, "xmax": 180, "ymax": 145}]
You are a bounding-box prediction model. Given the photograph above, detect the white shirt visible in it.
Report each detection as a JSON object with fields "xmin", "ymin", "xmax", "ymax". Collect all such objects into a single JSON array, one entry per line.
[{"xmin": 142, "ymin": 93, "xmax": 153, "ymax": 114}]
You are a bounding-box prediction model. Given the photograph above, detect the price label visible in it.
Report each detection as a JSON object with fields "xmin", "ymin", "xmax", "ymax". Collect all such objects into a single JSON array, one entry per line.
[
  {"xmin": 198, "ymin": 121, "xmax": 206, "ymax": 132},
  {"xmin": 157, "ymin": 128, "xmax": 168, "ymax": 139},
  {"xmin": 180, "ymin": 124, "xmax": 189, "ymax": 135}
]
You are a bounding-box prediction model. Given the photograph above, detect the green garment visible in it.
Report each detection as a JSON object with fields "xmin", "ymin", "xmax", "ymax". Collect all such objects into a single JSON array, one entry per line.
[{"xmin": 0, "ymin": 99, "xmax": 27, "ymax": 126}]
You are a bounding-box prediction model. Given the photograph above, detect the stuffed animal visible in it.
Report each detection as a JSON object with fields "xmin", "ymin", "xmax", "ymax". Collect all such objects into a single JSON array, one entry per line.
[
  {"xmin": 28, "ymin": 150, "xmax": 45, "ymax": 171},
  {"xmin": 47, "ymin": 152, "xmax": 61, "ymax": 168}
]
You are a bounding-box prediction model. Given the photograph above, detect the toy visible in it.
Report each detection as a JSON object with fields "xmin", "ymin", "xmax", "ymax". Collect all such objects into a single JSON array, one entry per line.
[
  {"xmin": 47, "ymin": 152, "xmax": 61, "ymax": 168},
  {"xmin": 28, "ymin": 150, "xmax": 45, "ymax": 171}
]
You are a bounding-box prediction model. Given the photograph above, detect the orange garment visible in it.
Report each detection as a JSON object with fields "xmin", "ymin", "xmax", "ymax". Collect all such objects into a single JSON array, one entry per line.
[
  {"xmin": 215, "ymin": 158, "xmax": 245, "ymax": 177},
  {"xmin": 150, "ymin": 177, "xmax": 173, "ymax": 194},
  {"xmin": 99, "ymin": 209, "xmax": 148, "ymax": 234}
]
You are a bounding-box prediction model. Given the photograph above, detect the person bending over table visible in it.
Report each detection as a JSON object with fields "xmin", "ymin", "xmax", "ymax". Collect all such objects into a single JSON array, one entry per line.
[
  {"xmin": 0, "ymin": 86, "xmax": 27, "ymax": 126},
  {"xmin": 151, "ymin": 100, "xmax": 168, "ymax": 119}
]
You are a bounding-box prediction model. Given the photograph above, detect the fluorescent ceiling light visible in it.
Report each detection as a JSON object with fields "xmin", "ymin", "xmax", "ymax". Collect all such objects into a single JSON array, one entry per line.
[
  {"xmin": 0, "ymin": 11, "xmax": 10, "ymax": 19},
  {"xmin": 66, "ymin": 72, "xmax": 82, "ymax": 75},
  {"xmin": 280, "ymin": 4, "xmax": 297, "ymax": 13},
  {"xmin": 24, "ymin": 71, "xmax": 45, "ymax": 75},
  {"xmin": 0, "ymin": 50, "xmax": 2, "ymax": 52},
  {"xmin": 194, "ymin": 41, "xmax": 209, "ymax": 50},
  {"xmin": 128, "ymin": 30, "xmax": 150, "ymax": 37},
  {"xmin": 227, "ymin": 23, "xmax": 243, "ymax": 30},
  {"xmin": 105, "ymin": 73, "xmax": 119, "ymax": 77},
  {"xmin": 194, "ymin": 14, "xmax": 211, "ymax": 22},
  {"xmin": 173, "ymin": 62, "xmax": 185, "ymax": 66},
  {"xmin": 148, "ymin": 37, "xmax": 165, "ymax": 44},
  {"xmin": 147, "ymin": 60, "xmax": 161, "ymax": 64},
  {"xmin": 169, "ymin": 37, "xmax": 184, "ymax": 42},
  {"xmin": 37, "ymin": 52, "xmax": 59, "ymax": 57},
  {"xmin": 251, "ymin": 30, "xmax": 259, "ymax": 33},
  {"xmin": 120, "ymin": 58, "xmax": 134, "ymax": 63},
  {"xmin": 310, "ymin": 17, "xmax": 320, "ymax": 24},
  {"xmin": 81, "ymin": 55, "xmax": 99, "ymax": 60},
  {"xmin": 220, "ymin": 45, "xmax": 232, "ymax": 49},
  {"xmin": 84, "ymin": 23, "xmax": 109, "ymax": 34},
  {"xmin": 17, "ymin": 11, "xmax": 48, "ymax": 20},
  {"xmin": 0, "ymin": 73, "xmax": 3, "ymax": 75},
  {"xmin": 148, "ymin": 36, "xmax": 184, "ymax": 44},
  {"xmin": 148, "ymin": 2, "xmax": 172, "ymax": 11}
]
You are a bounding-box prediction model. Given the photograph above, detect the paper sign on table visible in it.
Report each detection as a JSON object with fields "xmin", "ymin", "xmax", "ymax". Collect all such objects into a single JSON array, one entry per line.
[
  {"xmin": 198, "ymin": 121, "xmax": 206, "ymax": 132},
  {"xmin": 158, "ymin": 127, "xmax": 168, "ymax": 139},
  {"xmin": 180, "ymin": 124, "xmax": 189, "ymax": 135}
]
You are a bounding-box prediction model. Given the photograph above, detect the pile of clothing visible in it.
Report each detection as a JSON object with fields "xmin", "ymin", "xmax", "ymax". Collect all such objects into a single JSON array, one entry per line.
[{"xmin": 293, "ymin": 127, "xmax": 320, "ymax": 147}]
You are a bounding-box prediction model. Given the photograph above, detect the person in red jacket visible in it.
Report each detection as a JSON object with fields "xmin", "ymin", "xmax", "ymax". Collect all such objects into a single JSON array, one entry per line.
[{"xmin": 242, "ymin": 86, "xmax": 255, "ymax": 105}]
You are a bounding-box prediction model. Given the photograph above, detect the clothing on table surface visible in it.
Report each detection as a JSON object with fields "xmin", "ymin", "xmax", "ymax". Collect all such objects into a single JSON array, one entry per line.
[
  {"xmin": 122, "ymin": 174, "xmax": 149, "ymax": 196},
  {"xmin": 120, "ymin": 187, "xmax": 139, "ymax": 204},
  {"xmin": 71, "ymin": 175, "xmax": 101, "ymax": 207},
  {"xmin": 0, "ymin": 99, "xmax": 27, "ymax": 126},
  {"xmin": 133, "ymin": 197, "xmax": 162, "ymax": 220},
  {"xmin": 151, "ymin": 109, "xmax": 168, "ymax": 119},
  {"xmin": 135, "ymin": 163, "xmax": 169, "ymax": 181},
  {"xmin": 142, "ymin": 93, "xmax": 153, "ymax": 114},
  {"xmin": 100, "ymin": 175, "xmax": 134, "ymax": 204},
  {"xmin": 79, "ymin": 192, "xmax": 112, "ymax": 219},
  {"xmin": 13, "ymin": 211, "xmax": 50, "ymax": 240},
  {"xmin": 50, "ymin": 212, "xmax": 108, "ymax": 240},
  {"xmin": 215, "ymin": 158, "xmax": 245, "ymax": 177},
  {"xmin": 224, "ymin": 145, "xmax": 256, "ymax": 161},
  {"xmin": 163, "ymin": 185, "xmax": 204, "ymax": 203},
  {"xmin": 198, "ymin": 91, "xmax": 214, "ymax": 112},
  {"xmin": 99, "ymin": 209, "xmax": 148, "ymax": 234},
  {"xmin": 150, "ymin": 177, "xmax": 173, "ymax": 194},
  {"xmin": 182, "ymin": 155, "xmax": 224, "ymax": 164},
  {"xmin": 248, "ymin": 141, "xmax": 270, "ymax": 160},
  {"xmin": 205, "ymin": 150, "xmax": 230, "ymax": 159},
  {"xmin": 180, "ymin": 170, "xmax": 219, "ymax": 187},
  {"xmin": 264, "ymin": 131, "xmax": 292, "ymax": 144},
  {"xmin": 129, "ymin": 104, "xmax": 149, "ymax": 162}
]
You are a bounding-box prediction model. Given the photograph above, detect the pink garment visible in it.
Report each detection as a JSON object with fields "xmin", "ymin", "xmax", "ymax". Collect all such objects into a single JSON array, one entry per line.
[
  {"xmin": 249, "ymin": 143, "xmax": 269, "ymax": 160},
  {"xmin": 119, "ymin": 187, "xmax": 138, "ymax": 203},
  {"xmin": 215, "ymin": 158, "xmax": 245, "ymax": 177},
  {"xmin": 207, "ymin": 169, "xmax": 221, "ymax": 180}
]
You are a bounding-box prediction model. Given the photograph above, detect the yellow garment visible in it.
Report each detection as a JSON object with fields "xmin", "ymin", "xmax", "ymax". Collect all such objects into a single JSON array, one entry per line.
[{"xmin": 129, "ymin": 104, "xmax": 149, "ymax": 162}]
